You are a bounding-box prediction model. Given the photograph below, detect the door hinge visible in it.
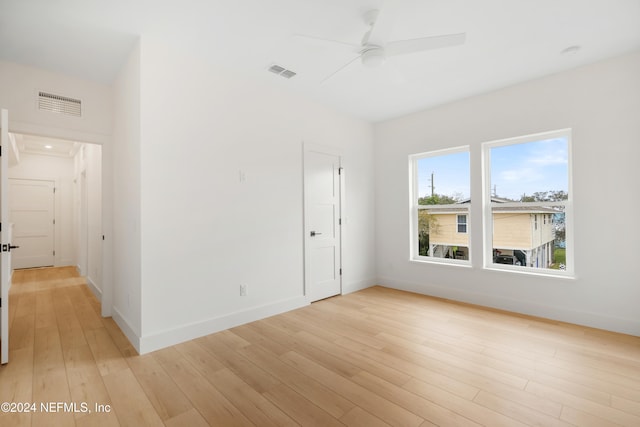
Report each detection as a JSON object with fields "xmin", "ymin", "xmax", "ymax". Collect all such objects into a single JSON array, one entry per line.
[
  {"xmin": 338, "ymin": 167, "xmax": 343, "ymax": 175},
  {"xmin": 53, "ymin": 187, "xmax": 56, "ymax": 194},
  {"xmin": 53, "ymin": 219, "xmax": 55, "ymax": 225},
  {"xmin": 339, "ymin": 218, "xmax": 342, "ymax": 225},
  {"xmin": 53, "ymin": 250, "xmax": 56, "ymax": 256},
  {"xmin": 0, "ymin": 297, "xmax": 2, "ymax": 308},
  {"xmin": 339, "ymin": 268, "xmax": 342, "ymax": 276}
]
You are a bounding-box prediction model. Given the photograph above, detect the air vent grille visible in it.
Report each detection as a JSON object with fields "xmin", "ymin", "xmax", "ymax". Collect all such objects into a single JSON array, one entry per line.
[
  {"xmin": 38, "ymin": 91, "xmax": 82, "ymax": 117},
  {"xmin": 268, "ymin": 64, "xmax": 297, "ymax": 79}
]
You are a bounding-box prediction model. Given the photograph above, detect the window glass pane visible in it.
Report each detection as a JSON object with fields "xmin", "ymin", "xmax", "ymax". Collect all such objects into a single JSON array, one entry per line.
[
  {"xmin": 489, "ymin": 134, "xmax": 569, "ymax": 272},
  {"xmin": 417, "ymin": 151, "xmax": 470, "ymax": 204},
  {"xmin": 415, "ymin": 150, "xmax": 470, "ymax": 261},
  {"xmin": 492, "ymin": 207, "xmax": 566, "ymax": 270},
  {"xmin": 490, "ymin": 137, "xmax": 568, "ymax": 202}
]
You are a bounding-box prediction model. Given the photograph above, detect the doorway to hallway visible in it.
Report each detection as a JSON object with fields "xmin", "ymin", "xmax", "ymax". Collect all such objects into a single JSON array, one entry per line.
[{"xmin": 7, "ymin": 133, "xmax": 103, "ymax": 298}]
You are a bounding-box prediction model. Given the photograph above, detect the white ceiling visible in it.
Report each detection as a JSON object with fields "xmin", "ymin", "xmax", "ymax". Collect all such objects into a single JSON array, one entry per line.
[
  {"xmin": 13, "ymin": 133, "xmax": 79, "ymax": 158},
  {"xmin": 1, "ymin": 0, "xmax": 639, "ymax": 122}
]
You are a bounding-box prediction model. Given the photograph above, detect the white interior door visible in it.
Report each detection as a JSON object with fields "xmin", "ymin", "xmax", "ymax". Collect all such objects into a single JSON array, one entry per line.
[
  {"xmin": 9, "ymin": 179, "xmax": 55, "ymax": 269},
  {"xmin": 1, "ymin": 109, "xmax": 12, "ymax": 364},
  {"xmin": 304, "ymin": 146, "xmax": 342, "ymax": 302}
]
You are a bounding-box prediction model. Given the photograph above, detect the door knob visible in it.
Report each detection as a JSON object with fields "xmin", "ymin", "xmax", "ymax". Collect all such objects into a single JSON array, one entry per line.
[{"xmin": 310, "ymin": 231, "xmax": 323, "ymax": 237}]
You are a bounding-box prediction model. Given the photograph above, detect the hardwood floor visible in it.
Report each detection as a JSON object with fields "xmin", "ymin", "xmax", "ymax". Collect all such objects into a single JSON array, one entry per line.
[{"xmin": 1, "ymin": 267, "xmax": 639, "ymax": 426}]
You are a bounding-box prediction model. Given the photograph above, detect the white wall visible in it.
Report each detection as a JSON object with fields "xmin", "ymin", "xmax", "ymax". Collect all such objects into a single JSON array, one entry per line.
[
  {"xmin": 111, "ymin": 43, "xmax": 142, "ymax": 343},
  {"xmin": 8, "ymin": 152, "xmax": 75, "ymax": 267},
  {"xmin": 86, "ymin": 144, "xmax": 102, "ymax": 295},
  {"xmin": 136, "ymin": 36, "xmax": 376, "ymax": 353},
  {"xmin": 73, "ymin": 143, "xmax": 103, "ymax": 298},
  {"xmin": 0, "ymin": 61, "xmax": 112, "ymax": 144},
  {"xmin": 374, "ymin": 51, "xmax": 640, "ymax": 336}
]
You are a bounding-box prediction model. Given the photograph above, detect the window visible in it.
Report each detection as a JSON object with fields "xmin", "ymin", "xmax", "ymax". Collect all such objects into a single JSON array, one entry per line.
[
  {"xmin": 484, "ymin": 129, "xmax": 572, "ymax": 275},
  {"xmin": 410, "ymin": 147, "xmax": 470, "ymax": 263},
  {"xmin": 457, "ymin": 215, "xmax": 467, "ymax": 233}
]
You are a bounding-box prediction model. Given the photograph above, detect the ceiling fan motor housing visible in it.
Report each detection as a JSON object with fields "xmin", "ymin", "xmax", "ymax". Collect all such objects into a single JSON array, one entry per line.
[{"xmin": 362, "ymin": 47, "xmax": 386, "ymax": 67}]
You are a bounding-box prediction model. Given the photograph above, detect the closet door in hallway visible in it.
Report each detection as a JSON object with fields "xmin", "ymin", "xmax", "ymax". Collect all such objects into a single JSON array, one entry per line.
[{"xmin": 9, "ymin": 179, "xmax": 55, "ymax": 269}]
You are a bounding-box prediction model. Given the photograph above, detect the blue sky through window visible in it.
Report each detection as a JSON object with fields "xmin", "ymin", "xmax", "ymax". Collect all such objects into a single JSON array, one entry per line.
[
  {"xmin": 490, "ymin": 137, "xmax": 568, "ymax": 201},
  {"xmin": 416, "ymin": 137, "xmax": 568, "ymax": 202},
  {"xmin": 417, "ymin": 151, "xmax": 470, "ymax": 200}
]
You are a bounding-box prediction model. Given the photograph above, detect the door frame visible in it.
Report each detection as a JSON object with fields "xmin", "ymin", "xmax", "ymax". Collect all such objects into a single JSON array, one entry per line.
[
  {"xmin": 5, "ymin": 121, "xmax": 112, "ymax": 317},
  {"xmin": 302, "ymin": 142, "xmax": 345, "ymax": 301},
  {"xmin": 1, "ymin": 108, "xmax": 11, "ymax": 364}
]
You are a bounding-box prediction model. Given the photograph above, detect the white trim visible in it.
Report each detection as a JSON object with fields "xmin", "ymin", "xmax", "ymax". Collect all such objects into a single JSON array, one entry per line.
[
  {"xmin": 7, "ymin": 120, "xmax": 109, "ymax": 146},
  {"xmin": 112, "ymin": 306, "xmax": 140, "ymax": 353},
  {"xmin": 339, "ymin": 162, "xmax": 346, "ymax": 295},
  {"xmin": 410, "ymin": 257, "xmax": 472, "ymax": 267},
  {"xmin": 342, "ymin": 277, "xmax": 377, "ymax": 294},
  {"xmin": 138, "ymin": 296, "xmax": 308, "ymax": 355},
  {"xmin": 410, "ymin": 144, "xmax": 470, "ymax": 159},
  {"xmin": 86, "ymin": 276, "xmax": 102, "ymax": 302},
  {"xmin": 303, "ymin": 141, "xmax": 343, "ymax": 157},
  {"xmin": 487, "ymin": 200, "xmax": 568, "ymax": 208},
  {"xmin": 481, "ymin": 128, "xmax": 572, "ymax": 149}
]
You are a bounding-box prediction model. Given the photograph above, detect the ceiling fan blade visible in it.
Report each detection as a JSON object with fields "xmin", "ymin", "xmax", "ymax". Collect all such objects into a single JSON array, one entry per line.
[
  {"xmin": 385, "ymin": 32, "xmax": 466, "ymax": 56},
  {"xmin": 292, "ymin": 33, "xmax": 360, "ymax": 50},
  {"xmin": 321, "ymin": 55, "xmax": 361, "ymax": 84}
]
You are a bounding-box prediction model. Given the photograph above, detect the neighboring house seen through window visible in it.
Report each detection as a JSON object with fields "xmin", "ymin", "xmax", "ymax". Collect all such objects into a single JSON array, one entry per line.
[
  {"xmin": 410, "ymin": 147, "xmax": 470, "ymax": 263},
  {"xmin": 409, "ymin": 129, "xmax": 572, "ymax": 277},
  {"xmin": 484, "ymin": 129, "xmax": 572, "ymax": 275}
]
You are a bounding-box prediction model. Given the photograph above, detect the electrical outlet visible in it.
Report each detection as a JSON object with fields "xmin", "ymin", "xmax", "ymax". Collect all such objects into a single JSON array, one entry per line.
[{"xmin": 240, "ymin": 284, "xmax": 247, "ymax": 296}]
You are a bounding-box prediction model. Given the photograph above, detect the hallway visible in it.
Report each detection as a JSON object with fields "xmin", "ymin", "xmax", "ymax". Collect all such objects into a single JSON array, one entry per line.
[{"xmin": 0, "ymin": 267, "xmax": 139, "ymax": 426}]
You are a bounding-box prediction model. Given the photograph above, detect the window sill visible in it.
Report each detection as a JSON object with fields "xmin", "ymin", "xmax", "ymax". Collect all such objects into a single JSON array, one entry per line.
[
  {"xmin": 410, "ymin": 258, "xmax": 473, "ymax": 268},
  {"xmin": 484, "ymin": 265, "xmax": 575, "ymax": 280}
]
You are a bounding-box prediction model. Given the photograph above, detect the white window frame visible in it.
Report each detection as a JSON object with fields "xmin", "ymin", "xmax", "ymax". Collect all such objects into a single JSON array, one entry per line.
[
  {"xmin": 409, "ymin": 146, "xmax": 471, "ymax": 266},
  {"xmin": 457, "ymin": 214, "xmax": 467, "ymax": 233},
  {"xmin": 482, "ymin": 129, "xmax": 574, "ymax": 277}
]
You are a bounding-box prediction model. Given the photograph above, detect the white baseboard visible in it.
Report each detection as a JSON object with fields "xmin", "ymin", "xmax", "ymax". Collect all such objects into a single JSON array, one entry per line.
[
  {"xmin": 343, "ymin": 277, "xmax": 376, "ymax": 295},
  {"xmin": 56, "ymin": 258, "xmax": 74, "ymax": 268},
  {"xmin": 86, "ymin": 276, "xmax": 102, "ymax": 302},
  {"xmin": 112, "ymin": 306, "xmax": 141, "ymax": 354},
  {"xmin": 378, "ymin": 277, "xmax": 640, "ymax": 337},
  {"xmin": 138, "ymin": 296, "xmax": 309, "ymax": 355}
]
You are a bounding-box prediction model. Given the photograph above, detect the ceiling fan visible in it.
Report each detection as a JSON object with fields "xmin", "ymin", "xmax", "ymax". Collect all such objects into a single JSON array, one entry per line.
[{"xmin": 297, "ymin": 9, "xmax": 466, "ymax": 82}]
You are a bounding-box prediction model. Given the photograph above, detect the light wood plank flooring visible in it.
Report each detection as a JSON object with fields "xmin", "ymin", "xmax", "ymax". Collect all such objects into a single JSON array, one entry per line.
[{"xmin": 1, "ymin": 267, "xmax": 639, "ymax": 426}]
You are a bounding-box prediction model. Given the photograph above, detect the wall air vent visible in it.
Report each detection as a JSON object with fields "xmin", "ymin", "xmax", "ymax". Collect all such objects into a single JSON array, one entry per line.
[
  {"xmin": 267, "ymin": 64, "xmax": 297, "ymax": 79},
  {"xmin": 38, "ymin": 91, "xmax": 82, "ymax": 117}
]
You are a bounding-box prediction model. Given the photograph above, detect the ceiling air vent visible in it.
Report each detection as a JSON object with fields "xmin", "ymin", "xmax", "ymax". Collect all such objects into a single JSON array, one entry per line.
[
  {"xmin": 267, "ymin": 64, "xmax": 297, "ymax": 79},
  {"xmin": 38, "ymin": 91, "xmax": 82, "ymax": 117}
]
